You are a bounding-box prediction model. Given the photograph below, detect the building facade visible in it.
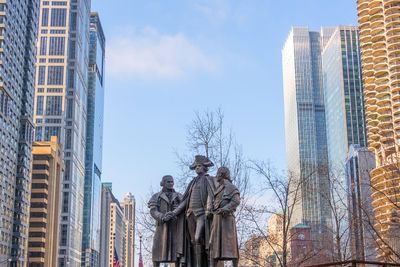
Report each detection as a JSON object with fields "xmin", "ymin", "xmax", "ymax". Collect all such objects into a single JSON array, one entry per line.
[
  {"xmin": 121, "ymin": 193, "xmax": 135, "ymax": 267},
  {"xmin": 282, "ymin": 26, "xmax": 332, "ymax": 240},
  {"xmin": 28, "ymin": 136, "xmax": 64, "ymax": 267},
  {"xmin": 322, "ymin": 26, "xmax": 367, "ymax": 173},
  {"xmin": 357, "ymin": 0, "xmax": 400, "ymax": 261},
  {"xmin": 34, "ymin": 0, "xmax": 91, "ymax": 266},
  {"xmin": 99, "ymin": 184, "xmax": 126, "ymax": 267},
  {"xmin": 345, "ymin": 145, "xmax": 377, "ymax": 261},
  {"xmin": 0, "ymin": 0, "xmax": 39, "ymax": 266},
  {"xmin": 81, "ymin": 12, "xmax": 105, "ymax": 267}
]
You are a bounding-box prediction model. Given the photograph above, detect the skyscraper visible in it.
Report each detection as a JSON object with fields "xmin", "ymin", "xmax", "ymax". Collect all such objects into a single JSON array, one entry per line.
[
  {"xmin": 345, "ymin": 145, "xmax": 377, "ymax": 261},
  {"xmin": 34, "ymin": 1, "xmax": 91, "ymax": 265},
  {"xmin": 357, "ymin": 0, "xmax": 400, "ymax": 261},
  {"xmin": 322, "ymin": 26, "xmax": 367, "ymax": 172},
  {"xmin": 0, "ymin": 0, "xmax": 39, "ymax": 266},
  {"xmin": 282, "ymin": 26, "xmax": 332, "ymax": 239},
  {"xmin": 28, "ymin": 136, "xmax": 64, "ymax": 267},
  {"xmin": 121, "ymin": 193, "xmax": 135, "ymax": 267},
  {"xmin": 81, "ymin": 12, "xmax": 105, "ymax": 267}
]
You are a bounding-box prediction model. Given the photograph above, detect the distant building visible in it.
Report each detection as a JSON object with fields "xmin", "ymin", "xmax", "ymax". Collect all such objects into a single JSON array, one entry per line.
[
  {"xmin": 99, "ymin": 183, "xmax": 126, "ymax": 267},
  {"xmin": 289, "ymin": 224, "xmax": 313, "ymax": 266},
  {"xmin": 322, "ymin": 26, "xmax": 367, "ymax": 173},
  {"xmin": 282, "ymin": 26, "xmax": 332, "ymax": 240},
  {"xmin": 121, "ymin": 193, "xmax": 135, "ymax": 267},
  {"xmin": 265, "ymin": 213, "xmax": 284, "ymax": 265},
  {"xmin": 0, "ymin": 0, "xmax": 39, "ymax": 265},
  {"xmin": 239, "ymin": 235, "xmax": 266, "ymax": 267},
  {"xmin": 28, "ymin": 136, "xmax": 64, "ymax": 267},
  {"xmin": 345, "ymin": 145, "xmax": 377, "ymax": 260},
  {"xmin": 82, "ymin": 12, "xmax": 105, "ymax": 267}
]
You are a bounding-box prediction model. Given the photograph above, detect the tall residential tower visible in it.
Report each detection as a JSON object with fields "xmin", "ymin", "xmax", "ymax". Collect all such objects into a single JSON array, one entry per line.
[
  {"xmin": 357, "ymin": 0, "xmax": 400, "ymax": 261},
  {"xmin": 81, "ymin": 12, "xmax": 105, "ymax": 267},
  {"xmin": 34, "ymin": 1, "xmax": 91, "ymax": 266},
  {"xmin": 0, "ymin": 0, "xmax": 39, "ymax": 266}
]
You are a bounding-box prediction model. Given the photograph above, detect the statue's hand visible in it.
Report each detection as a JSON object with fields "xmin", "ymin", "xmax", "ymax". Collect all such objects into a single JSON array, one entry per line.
[
  {"xmin": 162, "ymin": 212, "xmax": 174, "ymax": 222},
  {"xmin": 205, "ymin": 210, "xmax": 213, "ymax": 219},
  {"xmin": 219, "ymin": 207, "xmax": 230, "ymax": 216}
]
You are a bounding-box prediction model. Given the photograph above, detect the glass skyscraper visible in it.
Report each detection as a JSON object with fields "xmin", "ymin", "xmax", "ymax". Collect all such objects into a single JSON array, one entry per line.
[
  {"xmin": 0, "ymin": 1, "xmax": 39, "ymax": 266},
  {"xmin": 81, "ymin": 12, "xmax": 105, "ymax": 267},
  {"xmin": 322, "ymin": 26, "xmax": 367, "ymax": 173},
  {"xmin": 282, "ymin": 26, "xmax": 332, "ymax": 239},
  {"xmin": 34, "ymin": 1, "xmax": 91, "ymax": 266}
]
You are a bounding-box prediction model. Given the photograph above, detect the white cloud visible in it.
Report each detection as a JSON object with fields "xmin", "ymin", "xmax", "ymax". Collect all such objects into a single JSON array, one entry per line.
[{"xmin": 106, "ymin": 27, "xmax": 217, "ymax": 80}]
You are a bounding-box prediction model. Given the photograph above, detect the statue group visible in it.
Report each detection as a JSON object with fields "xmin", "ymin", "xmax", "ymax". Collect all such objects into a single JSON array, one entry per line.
[{"xmin": 149, "ymin": 155, "xmax": 240, "ymax": 267}]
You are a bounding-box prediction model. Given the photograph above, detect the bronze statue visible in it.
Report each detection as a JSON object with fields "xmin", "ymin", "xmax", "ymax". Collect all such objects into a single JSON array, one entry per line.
[
  {"xmin": 209, "ymin": 167, "xmax": 240, "ymax": 267},
  {"xmin": 172, "ymin": 155, "xmax": 216, "ymax": 267},
  {"xmin": 149, "ymin": 175, "xmax": 184, "ymax": 267}
]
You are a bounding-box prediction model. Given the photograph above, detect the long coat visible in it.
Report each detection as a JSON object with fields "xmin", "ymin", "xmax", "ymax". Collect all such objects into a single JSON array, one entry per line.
[
  {"xmin": 209, "ymin": 181, "xmax": 240, "ymax": 260},
  {"xmin": 149, "ymin": 190, "xmax": 184, "ymax": 262}
]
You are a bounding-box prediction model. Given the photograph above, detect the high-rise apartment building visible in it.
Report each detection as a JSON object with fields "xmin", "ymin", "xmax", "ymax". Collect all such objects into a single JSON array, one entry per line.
[
  {"xmin": 0, "ymin": 0, "xmax": 39, "ymax": 266},
  {"xmin": 81, "ymin": 12, "xmax": 105, "ymax": 267},
  {"xmin": 357, "ymin": 0, "xmax": 400, "ymax": 261},
  {"xmin": 322, "ymin": 26, "xmax": 367, "ymax": 172},
  {"xmin": 121, "ymin": 193, "xmax": 135, "ymax": 267},
  {"xmin": 34, "ymin": 1, "xmax": 91, "ymax": 266},
  {"xmin": 282, "ymin": 26, "xmax": 332, "ymax": 239},
  {"xmin": 28, "ymin": 136, "xmax": 64, "ymax": 267},
  {"xmin": 99, "ymin": 184, "xmax": 126, "ymax": 267},
  {"xmin": 345, "ymin": 145, "xmax": 377, "ymax": 261}
]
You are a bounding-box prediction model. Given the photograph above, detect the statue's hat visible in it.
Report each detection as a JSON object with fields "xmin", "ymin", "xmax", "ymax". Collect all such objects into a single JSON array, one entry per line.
[{"xmin": 189, "ymin": 155, "xmax": 214, "ymax": 170}]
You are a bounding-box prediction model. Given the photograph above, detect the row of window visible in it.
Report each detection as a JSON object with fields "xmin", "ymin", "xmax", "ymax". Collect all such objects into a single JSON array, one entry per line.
[
  {"xmin": 38, "ymin": 66, "xmax": 64, "ymax": 85},
  {"xmin": 36, "ymin": 95, "xmax": 63, "ymax": 116},
  {"xmin": 41, "ymin": 8, "xmax": 67, "ymax": 27},
  {"xmin": 40, "ymin": 36, "xmax": 66, "ymax": 56}
]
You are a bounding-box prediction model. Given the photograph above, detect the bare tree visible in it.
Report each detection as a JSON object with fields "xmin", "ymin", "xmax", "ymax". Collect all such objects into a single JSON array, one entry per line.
[{"xmin": 242, "ymin": 161, "xmax": 317, "ymax": 267}]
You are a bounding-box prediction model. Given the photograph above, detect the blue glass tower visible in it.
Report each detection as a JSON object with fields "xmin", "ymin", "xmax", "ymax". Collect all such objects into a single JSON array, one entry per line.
[
  {"xmin": 282, "ymin": 27, "xmax": 333, "ymax": 239},
  {"xmin": 81, "ymin": 12, "xmax": 105, "ymax": 267},
  {"xmin": 322, "ymin": 26, "xmax": 367, "ymax": 173}
]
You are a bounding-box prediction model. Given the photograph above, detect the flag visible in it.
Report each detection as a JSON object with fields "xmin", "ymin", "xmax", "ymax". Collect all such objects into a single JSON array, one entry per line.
[
  {"xmin": 113, "ymin": 248, "xmax": 121, "ymax": 267},
  {"xmin": 138, "ymin": 249, "xmax": 144, "ymax": 267}
]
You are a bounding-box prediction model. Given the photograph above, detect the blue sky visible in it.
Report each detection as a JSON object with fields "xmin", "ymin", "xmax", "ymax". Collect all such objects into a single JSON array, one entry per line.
[{"xmin": 90, "ymin": 0, "xmax": 358, "ymax": 203}]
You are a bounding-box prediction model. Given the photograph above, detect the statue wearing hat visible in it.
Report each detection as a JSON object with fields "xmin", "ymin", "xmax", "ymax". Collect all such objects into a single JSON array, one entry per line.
[
  {"xmin": 149, "ymin": 175, "xmax": 184, "ymax": 267},
  {"xmin": 172, "ymin": 155, "xmax": 217, "ymax": 267}
]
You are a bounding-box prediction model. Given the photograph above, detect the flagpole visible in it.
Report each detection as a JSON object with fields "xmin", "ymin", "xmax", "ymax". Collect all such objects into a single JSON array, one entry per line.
[{"xmin": 139, "ymin": 235, "xmax": 143, "ymax": 267}]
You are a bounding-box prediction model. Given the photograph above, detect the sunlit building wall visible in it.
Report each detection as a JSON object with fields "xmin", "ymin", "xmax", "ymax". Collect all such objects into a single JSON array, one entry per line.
[
  {"xmin": 34, "ymin": 0, "xmax": 91, "ymax": 266},
  {"xmin": 28, "ymin": 136, "xmax": 64, "ymax": 267}
]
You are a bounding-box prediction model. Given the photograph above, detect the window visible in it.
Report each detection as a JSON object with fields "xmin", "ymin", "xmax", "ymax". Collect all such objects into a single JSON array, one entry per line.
[
  {"xmin": 36, "ymin": 96, "xmax": 44, "ymax": 115},
  {"xmin": 41, "ymin": 8, "xmax": 49, "ymax": 26},
  {"xmin": 45, "ymin": 96, "xmax": 62, "ymax": 115},
  {"xmin": 35, "ymin": 126, "xmax": 42, "ymax": 141},
  {"xmin": 44, "ymin": 126, "xmax": 61, "ymax": 141},
  {"xmin": 49, "ymin": 36, "xmax": 65, "ymax": 55},
  {"xmin": 47, "ymin": 66, "xmax": 64, "ymax": 85},
  {"xmin": 69, "ymin": 12, "xmax": 77, "ymax": 31},
  {"xmin": 50, "ymin": 8, "xmax": 67, "ymax": 27},
  {"xmin": 40, "ymin": 37, "xmax": 47, "ymax": 55},
  {"xmin": 38, "ymin": 66, "xmax": 46, "ymax": 85}
]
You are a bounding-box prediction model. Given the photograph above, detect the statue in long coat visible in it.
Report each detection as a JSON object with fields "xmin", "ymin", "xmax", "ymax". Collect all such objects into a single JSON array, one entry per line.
[
  {"xmin": 149, "ymin": 175, "xmax": 184, "ymax": 267},
  {"xmin": 209, "ymin": 167, "xmax": 240, "ymax": 267}
]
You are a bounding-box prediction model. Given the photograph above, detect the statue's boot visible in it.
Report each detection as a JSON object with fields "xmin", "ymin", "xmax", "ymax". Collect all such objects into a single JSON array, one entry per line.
[{"xmin": 195, "ymin": 244, "xmax": 203, "ymax": 267}]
